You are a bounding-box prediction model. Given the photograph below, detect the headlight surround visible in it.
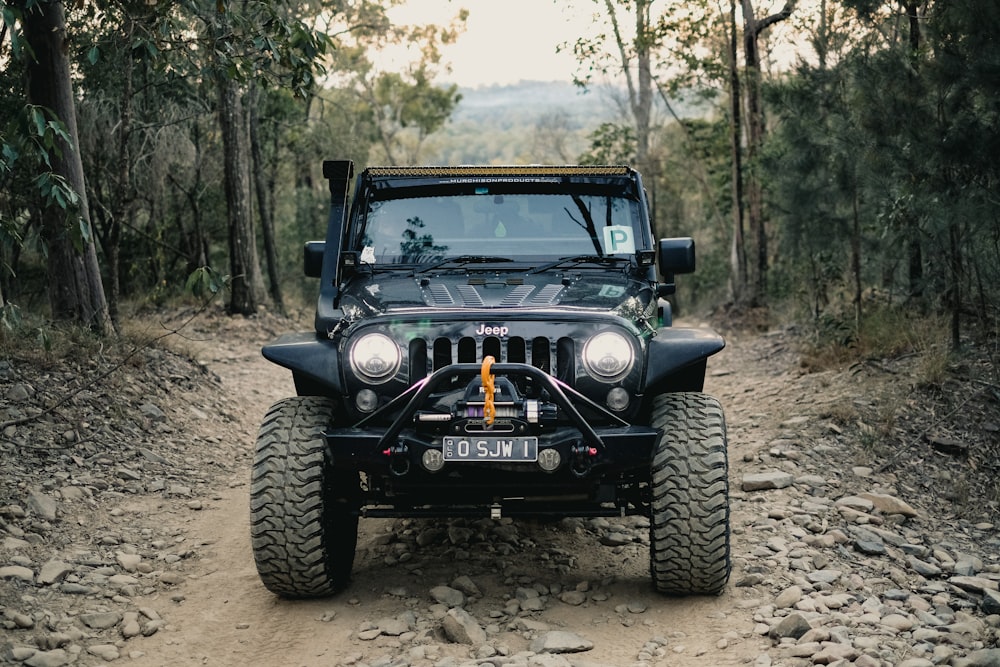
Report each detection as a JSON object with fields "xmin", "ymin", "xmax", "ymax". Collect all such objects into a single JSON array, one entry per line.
[
  {"xmin": 349, "ymin": 333, "xmax": 401, "ymax": 383},
  {"xmin": 582, "ymin": 331, "xmax": 634, "ymax": 381}
]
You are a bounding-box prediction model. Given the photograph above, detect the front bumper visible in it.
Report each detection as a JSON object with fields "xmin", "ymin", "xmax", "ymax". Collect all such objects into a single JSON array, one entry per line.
[{"xmin": 324, "ymin": 362, "xmax": 659, "ymax": 507}]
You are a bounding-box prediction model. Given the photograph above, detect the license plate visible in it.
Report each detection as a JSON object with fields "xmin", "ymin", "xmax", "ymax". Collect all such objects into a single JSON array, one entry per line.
[{"xmin": 442, "ymin": 436, "xmax": 538, "ymax": 462}]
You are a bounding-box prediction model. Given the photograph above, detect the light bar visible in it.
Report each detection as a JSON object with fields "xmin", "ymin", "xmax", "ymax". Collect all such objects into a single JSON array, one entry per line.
[{"xmin": 365, "ymin": 165, "xmax": 630, "ymax": 178}]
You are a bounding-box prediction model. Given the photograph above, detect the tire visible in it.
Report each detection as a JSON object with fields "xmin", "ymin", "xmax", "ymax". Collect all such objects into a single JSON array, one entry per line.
[
  {"xmin": 250, "ymin": 396, "xmax": 359, "ymax": 598},
  {"xmin": 648, "ymin": 392, "xmax": 730, "ymax": 595}
]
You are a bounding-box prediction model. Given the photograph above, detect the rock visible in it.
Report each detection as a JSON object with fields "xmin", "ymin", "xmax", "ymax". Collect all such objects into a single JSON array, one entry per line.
[
  {"xmin": 768, "ymin": 612, "xmax": 812, "ymax": 640},
  {"xmin": 138, "ymin": 447, "xmax": 170, "ymax": 464},
  {"xmin": 159, "ymin": 571, "xmax": 185, "ymax": 585},
  {"xmin": 908, "ymin": 556, "xmax": 942, "ymax": 578},
  {"xmin": 80, "ymin": 611, "xmax": 123, "ymax": 630},
  {"xmin": 529, "ymin": 631, "xmax": 594, "ymax": 654},
  {"xmin": 960, "ymin": 649, "xmax": 1000, "ymax": 667},
  {"xmin": 430, "ymin": 585, "xmax": 465, "ymax": 608},
  {"xmin": 950, "ymin": 576, "xmax": 998, "ymax": 594},
  {"xmin": 38, "ymin": 560, "xmax": 73, "ymax": 585},
  {"xmin": 121, "ymin": 615, "xmax": 142, "ymax": 639},
  {"xmin": 441, "ymin": 607, "xmax": 487, "ymax": 645},
  {"xmin": 451, "ymin": 575, "xmax": 481, "ymax": 597},
  {"xmin": 982, "ymin": 589, "xmax": 1000, "ymax": 615},
  {"xmin": 834, "ymin": 495, "xmax": 875, "ymax": 512},
  {"xmin": 376, "ymin": 616, "xmax": 411, "ymax": 636},
  {"xmin": 27, "ymin": 489, "xmax": 58, "ymax": 521},
  {"xmin": 87, "ymin": 645, "xmax": 120, "ymax": 661},
  {"xmin": 559, "ymin": 590, "xmax": 587, "ymax": 606},
  {"xmin": 774, "ymin": 585, "xmax": 803, "ymax": 609},
  {"xmin": 742, "ymin": 471, "xmax": 794, "ymax": 491},
  {"xmin": 927, "ymin": 434, "xmax": 968, "ymax": 456},
  {"xmin": 116, "ymin": 552, "xmax": 142, "ymax": 571},
  {"xmin": 854, "ymin": 539, "xmax": 887, "ymax": 555},
  {"xmin": 812, "ymin": 643, "xmax": 860, "ymax": 662},
  {"xmin": 24, "ymin": 649, "xmax": 70, "ymax": 667},
  {"xmin": 0, "ymin": 565, "xmax": 35, "ymax": 583},
  {"xmin": 5, "ymin": 610, "xmax": 34, "ymax": 628},
  {"xmin": 7, "ymin": 383, "xmax": 32, "ymax": 401},
  {"xmin": 140, "ymin": 402, "xmax": 166, "ymax": 421},
  {"xmin": 599, "ymin": 531, "xmax": 633, "ymax": 546},
  {"xmin": 857, "ymin": 492, "xmax": 918, "ymax": 517},
  {"xmin": 881, "ymin": 613, "xmax": 915, "ymax": 632}
]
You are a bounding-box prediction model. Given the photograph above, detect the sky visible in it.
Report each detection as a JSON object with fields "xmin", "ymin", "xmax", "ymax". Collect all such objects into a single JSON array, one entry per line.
[{"xmin": 385, "ymin": 0, "xmax": 594, "ymax": 87}]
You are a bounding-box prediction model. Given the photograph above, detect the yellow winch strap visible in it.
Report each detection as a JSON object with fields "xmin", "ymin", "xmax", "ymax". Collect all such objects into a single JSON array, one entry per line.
[{"xmin": 481, "ymin": 356, "xmax": 496, "ymax": 425}]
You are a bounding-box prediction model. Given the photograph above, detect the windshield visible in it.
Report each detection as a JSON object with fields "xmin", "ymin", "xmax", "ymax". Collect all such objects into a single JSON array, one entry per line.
[{"xmin": 357, "ymin": 194, "xmax": 642, "ymax": 264}]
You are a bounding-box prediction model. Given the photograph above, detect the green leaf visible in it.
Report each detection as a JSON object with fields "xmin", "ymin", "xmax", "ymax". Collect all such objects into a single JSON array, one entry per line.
[
  {"xmin": 30, "ymin": 107, "xmax": 46, "ymax": 138},
  {"xmin": 186, "ymin": 266, "xmax": 230, "ymax": 299},
  {"xmin": 87, "ymin": 45, "xmax": 100, "ymax": 65}
]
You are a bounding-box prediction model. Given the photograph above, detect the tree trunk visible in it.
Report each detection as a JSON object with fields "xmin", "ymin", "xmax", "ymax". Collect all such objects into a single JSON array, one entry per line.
[
  {"xmin": 218, "ymin": 76, "xmax": 265, "ymax": 315},
  {"xmin": 249, "ymin": 85, "xmax": 285, "ymax": 314},
  {"xmin": 851, "ymin": 191, "xmax": 863, "ymax": 332},
  {"xmin": 106, "ymin": 13, "xmax": 137, "ymax": 331},
  {"xmin": 741, "ymin": 0, "xmax": 795, "ymax": 306},
  {"xmin": 727, "ymin": 0, "xmax": 747, "ymax": 304},
  {"xmin": 603, "ymin": 0, "xmax": 654, "ymax": 176},
  {"xmin": 903, "ymin": 1, "xmax": 924, "ymax": 301},
  {"xmin": 23, "ymin": 0, "xmax": 109, "ymax": 333}
]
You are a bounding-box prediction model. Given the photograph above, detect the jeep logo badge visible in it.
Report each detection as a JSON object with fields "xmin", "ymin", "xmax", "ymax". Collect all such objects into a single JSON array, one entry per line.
[{"xmin": 475, "ymin": 324, "xmax": 509, "ymax": 337}]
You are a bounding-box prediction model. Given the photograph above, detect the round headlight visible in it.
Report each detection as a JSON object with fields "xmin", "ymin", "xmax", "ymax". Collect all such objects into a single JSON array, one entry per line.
[
  {"xmin": 582, "ymin": 331, "xmax": 634, "ymax": 381},
  {"xmin": 349, "ymin": 333, "xmax": 401, "ymax": 383}
]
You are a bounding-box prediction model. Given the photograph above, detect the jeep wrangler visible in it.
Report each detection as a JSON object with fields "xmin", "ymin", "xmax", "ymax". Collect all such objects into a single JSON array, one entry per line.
[{"xmin": 251, "ymin": 161, "xmax": 729, "ymax": 598}]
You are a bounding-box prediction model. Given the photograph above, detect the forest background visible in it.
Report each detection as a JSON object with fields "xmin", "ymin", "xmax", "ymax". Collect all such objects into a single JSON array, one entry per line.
[{"xmin": 1, "ymin": 0, "xmax": 998, "ymax": 365}]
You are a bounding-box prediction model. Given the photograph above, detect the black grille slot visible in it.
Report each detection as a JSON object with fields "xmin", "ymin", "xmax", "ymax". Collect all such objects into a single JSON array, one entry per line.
[
  {"xmin": 483, "ymin": 336, "xmax": 501, "ymax": 360},
  {"xmin": 557, "ymin": 337, "xmax": 575, "ymax": 384},
  {"xmin": 433, "ymin": 338, "xmax": 452, "ymax": 370},
  {"xmin": 409, "ymin": 339, "xmax": 427, "ymax": 383},
  {"xmin": 531, "ymin": 337, "xmax": 551, "ymax": 374},
  {"xmin": 457, "ymin": 337, "xmax": 477, "ymax": 363},
  {"xmin": 508, "ymin": 337, "xmax": 526, "ymax": 363},
  {"xmin": 420, "ymin": 334, "xmax": 574, "ymax": 382}
]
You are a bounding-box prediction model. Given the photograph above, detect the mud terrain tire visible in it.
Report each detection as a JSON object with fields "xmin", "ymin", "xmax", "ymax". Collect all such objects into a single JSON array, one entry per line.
[
  {"xmin": 649, "ymin": 392, "xmax": 730, "ymax": 595},
  {"xmin": 250, "ymin": 396, "xmax": 359, "ymax": 598}
]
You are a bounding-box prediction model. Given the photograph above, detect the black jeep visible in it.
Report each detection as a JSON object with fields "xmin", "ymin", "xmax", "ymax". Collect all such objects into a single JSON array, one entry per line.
[{"xmin": 251, "ymin": 161, "xmax": 729, "ymax": 598}]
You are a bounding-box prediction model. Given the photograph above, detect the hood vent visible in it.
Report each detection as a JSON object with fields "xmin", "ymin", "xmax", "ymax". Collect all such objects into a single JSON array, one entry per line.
[{"xmin": 423, "ymin": 282, "xmax": 565, "ymax": 308}]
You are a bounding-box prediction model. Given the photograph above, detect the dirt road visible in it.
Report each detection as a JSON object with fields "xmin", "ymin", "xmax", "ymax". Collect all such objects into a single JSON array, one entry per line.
[
  {"xmin": 5, "ymin": 312, "xmax": 997, "ymax": 667},
  {"xmin": 122, "ymin": 319, "xmax": 772, "ymax": 666}
]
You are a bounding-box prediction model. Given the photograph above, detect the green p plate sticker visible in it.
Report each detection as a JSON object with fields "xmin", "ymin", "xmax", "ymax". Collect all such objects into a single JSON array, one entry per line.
[{"xmin": 603, "ymin": 225, "xmax": 635, "ymax": 254}]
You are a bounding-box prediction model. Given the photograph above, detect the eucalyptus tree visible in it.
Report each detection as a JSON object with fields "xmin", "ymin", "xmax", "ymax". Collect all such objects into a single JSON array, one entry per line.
[
  {"xmin": 565, "ymin": 0, "xmax": 657, "ymax": 181},
  {"xmin": 2, "ymin": 0, "xmax": 110, "ymax": 333},
  {"xmin": 327, "ymin": 8, "xmax": 467, "ymax": 166}
]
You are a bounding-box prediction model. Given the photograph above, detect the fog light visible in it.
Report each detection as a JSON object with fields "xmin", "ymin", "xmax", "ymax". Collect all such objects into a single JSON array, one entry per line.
[
  {"xmin": 356, "ymin": 389, "xmax": 378, "ymax": 413},
  {"xmin": 422, "ymin": 448, "xmax": 445, "ymax": 472},
  {"xmin": 537, "ymin": 448, "xmax": 561, "ymax": 472},
  {"xmin": 606, "ymin": 387, "xmax": 630, "ymax": 412}
]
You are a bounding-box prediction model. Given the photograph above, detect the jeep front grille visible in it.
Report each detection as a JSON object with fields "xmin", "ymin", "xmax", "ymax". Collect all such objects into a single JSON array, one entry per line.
[{"xmin": 409, "ymin": 336, "xmax": 575, "ymax": 386}]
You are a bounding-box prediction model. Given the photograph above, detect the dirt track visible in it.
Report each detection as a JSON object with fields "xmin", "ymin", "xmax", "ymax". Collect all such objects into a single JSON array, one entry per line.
[
  {"xmin": 113, "ymin": 319, "xmax": 778, "ymax": 666},
  {"xmin": 5, "ymin": 312, "xmax": 997, "ymax": 667}
]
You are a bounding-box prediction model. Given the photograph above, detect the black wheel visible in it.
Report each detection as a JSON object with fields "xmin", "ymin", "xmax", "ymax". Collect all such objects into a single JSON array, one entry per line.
[
  {"xmin": 250, "ymin": 396, "xmax": 359, "ymax": 598},
  {"xmin": 648, "ymin": 392, "xmax": 730, "ymax": 595}
]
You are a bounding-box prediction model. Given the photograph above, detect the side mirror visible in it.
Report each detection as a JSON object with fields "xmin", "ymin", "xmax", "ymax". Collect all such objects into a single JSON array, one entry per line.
[
  {"xmin": 304, "ymin": 241, "xmax": 325, "ymax": 278},
  {"xmin": 658, "ymin": 237, "xmax": 696, "ymax": 276}
]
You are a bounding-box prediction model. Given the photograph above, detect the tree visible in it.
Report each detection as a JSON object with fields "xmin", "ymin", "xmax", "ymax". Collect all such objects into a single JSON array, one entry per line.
[
  {"xmin": 16, "ymin": 0, "xmax": 109, "ymax": 332},
  {"xmin": 566, "ymin": 0, "xmax": 658, "ymax": 179},
  {"xmin": 740, "ymin": 0, "xmax": 796, "ymax": 305}
]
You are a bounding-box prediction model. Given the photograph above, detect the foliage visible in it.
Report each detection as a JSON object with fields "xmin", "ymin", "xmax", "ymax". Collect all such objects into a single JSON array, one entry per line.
[{"xmin": 2, "ymin": 0, "xmax": 999, "ymax": 357}]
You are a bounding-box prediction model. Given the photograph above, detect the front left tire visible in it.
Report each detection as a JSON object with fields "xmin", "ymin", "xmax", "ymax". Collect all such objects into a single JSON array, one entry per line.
[{"xmin": 250, "ymin": 396, "xmax": 360, "ymax": 598}]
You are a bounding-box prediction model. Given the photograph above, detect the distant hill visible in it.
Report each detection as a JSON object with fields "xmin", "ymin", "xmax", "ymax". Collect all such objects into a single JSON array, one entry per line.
[
  {"xmin": 425, "ymin": 80, "xmax": 618, "ymax": 165},
  {"xmin": 425, "ymin": 79, "xmax": 712, "ymax": 165}
]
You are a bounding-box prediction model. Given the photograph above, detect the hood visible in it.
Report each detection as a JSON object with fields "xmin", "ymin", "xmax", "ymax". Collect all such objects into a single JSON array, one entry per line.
[{"xmin": 338, "ymin": 270, "xmax": 655, "ymax": 322}]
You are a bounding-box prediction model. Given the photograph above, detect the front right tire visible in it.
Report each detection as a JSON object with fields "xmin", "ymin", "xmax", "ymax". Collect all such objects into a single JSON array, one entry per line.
[
  {"xmin": 648, "ymin": 392, "xmax": 730, "ymax": 595},
  {"xmin": 250, "ymin": 396, "xmax": 360, "ymax": 598}
]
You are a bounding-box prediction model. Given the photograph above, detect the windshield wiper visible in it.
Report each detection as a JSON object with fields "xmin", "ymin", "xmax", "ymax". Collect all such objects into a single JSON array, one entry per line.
[
  {"xmin": 529, "ymin": 255, "xmax": 631, "ymax": 274},
  {"xmin": 414, "ymin": 255, "xmax": 515, "ymax": 274}
]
